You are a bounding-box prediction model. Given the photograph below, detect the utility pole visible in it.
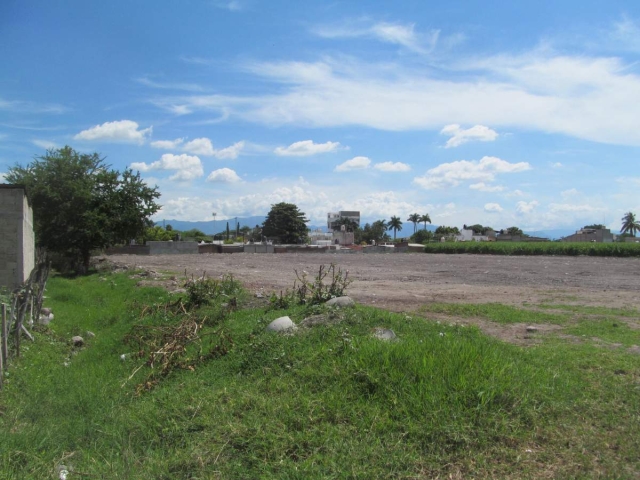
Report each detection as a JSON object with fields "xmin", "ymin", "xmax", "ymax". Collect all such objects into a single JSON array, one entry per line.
[{"xmin": 212, "ymin": 212, "xmax": 217, "ymax": 240}]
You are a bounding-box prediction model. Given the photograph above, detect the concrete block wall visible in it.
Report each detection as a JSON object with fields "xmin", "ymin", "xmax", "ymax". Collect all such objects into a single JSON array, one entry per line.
[
  {"xmin": 0, "ymin": 186, "xmax": 35, "ymax": 290},
  {"xmin": 147, "ymin": 241, "xmax": 199, "ymax": 255}
]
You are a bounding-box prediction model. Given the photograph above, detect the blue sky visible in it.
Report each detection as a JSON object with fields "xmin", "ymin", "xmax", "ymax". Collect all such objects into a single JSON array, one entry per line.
[{"xmin": 1, "ymin": 0, "xmax": 639, "ymax": 231}]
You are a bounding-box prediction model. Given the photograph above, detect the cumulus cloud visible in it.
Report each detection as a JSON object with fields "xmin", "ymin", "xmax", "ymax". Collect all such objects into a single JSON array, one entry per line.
[
  {"xmin": 207, "ymin": 168, "xmax": 242, "ymax": 183},
  {"xmin": 274, "ymin": 140, "xmax": 341, "ymax": 156},
  {"xmin": 469, "ymin": 182, "xmax": 505, "ymax": 192},
  {"xmin": 74, "ymin": 120, "xmax": 152, "ymax": 144},
  {"xmin": 516, "ymin": 200, "xmax": 539, "ymax": 215},
  {"xmin": 335, "ymin": 156, "xmax": 371, "ymax": 172},
  {"xmin": 0, "ymin": 172, "xmax": 6, "ymax": 183},
  {"xmin": 484, "ymin": 203, "xmax": 503, "ymax": 213},
  {"xmin": 151, "ymin": 138, "xmax": 184, "ymax": 149},
  {"xmin": 413, "ymin": 156, "xmax": 531, "ymax": 190},
  {"xmin": 440, "ymin": 124, "xmax": 498, "ymax": 148},
  {"xmin": 131, "ymin": 153, "xmax": 203, "ymax": 181},
  {"xmin": 151, "ymin": 136, "xmax": 244, "ymax": 159},
  {"xmin": 215, "ymin": 141, "xmax": 245, "ymax": 159},
  {"xmin": 373, "ymin": 161, "xmax": 411, "ymax": 172}
]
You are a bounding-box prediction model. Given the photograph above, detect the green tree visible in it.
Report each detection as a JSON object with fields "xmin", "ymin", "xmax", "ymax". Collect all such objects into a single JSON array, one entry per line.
[
  {"xmin": 583, "ymin": 224, "xmax": 605, "ymax": 230},
  {"xmin": 6, "ymin": 146, "xmax": 160, "ymax": 273},
  {"xmin": 506, "ymin": 226, "xmax": 524, "ymax": 236},
  {"xmin": 262, "ymin": 202, "xmax": 309, "ymax": 244},
  {"xmin": 411, "ymin": 229, "xmax": 434, "ymax": 244},
  {"xmin": 434, "ymin": 226, "xmax": 460, "ymax": 237},
  {"xmin": 407, "ymin": 213, "xmax": 420, "ymax": 234},
  {"xmin": 226, "ymin": 222, "xmax": 230, "ymax": 240},
  {"xmin": 420, "ymin": 213, "xmax": 432, "ymax": 230},
  {"xmin": 388, "ymin": 215, "xmax": 403, "ymax": 240},
  {"xmin": 621, "ymin": 212, "xmax": 640, "ymax": 236}
]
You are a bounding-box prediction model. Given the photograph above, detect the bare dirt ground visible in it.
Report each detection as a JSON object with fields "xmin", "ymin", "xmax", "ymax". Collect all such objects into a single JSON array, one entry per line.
[
  {"xmin": 108, "ymin": 252, "xmax": 640, "ymax": 311},
  {"xmin": 107, "ymin": 252, "xmax": 640, "ymax": 348}
]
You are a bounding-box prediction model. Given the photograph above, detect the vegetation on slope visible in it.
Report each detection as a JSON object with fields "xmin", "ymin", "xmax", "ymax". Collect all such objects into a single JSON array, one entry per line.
[{"xmin": 1, "ymin": 271, "xmax": 639, "ymax": 478}]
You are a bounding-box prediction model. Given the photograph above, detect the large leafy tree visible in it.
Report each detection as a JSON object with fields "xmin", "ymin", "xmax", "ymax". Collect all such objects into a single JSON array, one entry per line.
[
  {"xmin": 262, "ymin": 202, "xmax": 309, "ymax": 244},
  {"xmin": 420, "ymin": 213, "xmax": 432, "ymax": 230},
  {"xmin": 331, "ymin": 217, "xmax": 358, "ymax": 232},
  {"xmin": 407, "ymin": 213, "xmax": 420, "ymax": 233},
  {"xmin": 621, "ymin": 212, "xmax": 640, "ymax": 237},
  {"xmin": 388, "ymin": 215, "xmax": 403, "ymax": 240},
  {"xmin": 6, "ymin": 146, "xmax": 160, "ymax": 273}
]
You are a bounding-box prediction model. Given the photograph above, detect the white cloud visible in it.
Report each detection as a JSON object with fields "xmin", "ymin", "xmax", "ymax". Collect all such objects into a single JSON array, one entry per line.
[
  {"xmin": 315, "ymin": 21, "xmax": 439, "ymax": 54},
  {"xmin": 32, "ymin": 139, "xmax": 57, "ymax": 150},
  {"xmin": 552, "ymin": 162, "xmax": 563, "ymax": 168},
  {"xmin": 507, "ymin": 189, "xmax": 525, "ymax": 197},
  {"xmin": 561, "ymin": 188, "xmax": 579, "ymax": 198},
  {"xmin": 548, "ymin": 203, "xmax": 604, "ymax": 213},
  {"xmin": 152, "ymin": 52, "xmax": 640, "ymax": 146},
  {"xmin": 0, "ymin": 97, "xmax": 67, "ymax": 114},
  {"xmin": 151, "ymin": 136, "xmax": 244, "ymax": 159},
  {"xmin": 484, "ymin": 203, "xmax": 503, "ymax": 213},
  {"xmin": 0, "ymin": 173, "xmax": 6, "ymax": 183},
  {"xmin": 131, "ymin": 153, "xmax": 203, "ymax": 181},
  {"xmin": 440, "ymin": 124, "xmax": 498, "ymax": 148},
  {"xmin": 183, "ymin": 138, "xmax": 216, "ymax": 156},
  {"xmin": 335, "ymin": 156, "xmax": 371, "ymax": 172},
  {"xmin": 516, "ymin": 200, "xmax": 539, "ymax": 215},
  {"xmin": 74, "ymin": 120, "xmax": 152, "ymax": 144},
  {"xmin": 214, "ymin": 141, "xmax": 245, "ymax": 159},
  {"xmin": 135, "ymin": 77, "xmax": 204, "ymax": 92},
  {"xmin": 373, "ymin": 161, "xmax": 411, "ymax": 172},
  {"xmin": 469, "ymin": 182, "xmax": 505, "ymax": 192},
  {"xmin": 207, "ymin": 168, "xmax": 242, "ymax": 183},
  {"xmin": 274, "ymin": 140, "xmax": 341, "ymax": 157},
  {"xmin": 151, "ymin": 138, "xmax": 184, "ymax": 149},
  {"xmin": 413, "ymin": 156, "xmax": 531, "ymax": 190}
]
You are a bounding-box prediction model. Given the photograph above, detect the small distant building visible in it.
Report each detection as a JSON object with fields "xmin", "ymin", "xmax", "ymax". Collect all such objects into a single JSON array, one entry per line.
[
  {"xmin": 456, "ymin": 227, "xmax": 496, "ymax": 242},
  {"xmin": 0, "ymin": 185, "xmax": 36, "ymax": 290},
  {"xmin": 327, "ymin": 211, "xmax": 360, "ymax": 230},
  {"xmin": 562, "ymin": 227, "xmax": 614, "ymax": 243}
]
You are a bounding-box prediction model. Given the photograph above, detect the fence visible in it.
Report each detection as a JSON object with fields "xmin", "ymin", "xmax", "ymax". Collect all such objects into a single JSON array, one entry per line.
[{"xmin": 0, "ymin": 249, "xmax": 50, "ymax": 390}]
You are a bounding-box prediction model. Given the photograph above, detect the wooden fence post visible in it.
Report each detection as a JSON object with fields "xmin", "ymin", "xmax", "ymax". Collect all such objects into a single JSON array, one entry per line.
[{"xmin": 1, "ymin": 303, "xmax": 6, "ymax": 389}]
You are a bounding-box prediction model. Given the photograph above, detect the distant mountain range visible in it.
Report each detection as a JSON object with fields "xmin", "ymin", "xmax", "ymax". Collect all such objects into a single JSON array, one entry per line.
[{"xmin": 156, "ymin": 219, "xmax": 610, "ymax": 240}]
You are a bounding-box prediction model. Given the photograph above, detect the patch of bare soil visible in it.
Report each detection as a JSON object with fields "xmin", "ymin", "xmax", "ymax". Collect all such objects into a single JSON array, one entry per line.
[{"xmin": 106, "ymin": 252, "xmax": 640, "ymax": 345}]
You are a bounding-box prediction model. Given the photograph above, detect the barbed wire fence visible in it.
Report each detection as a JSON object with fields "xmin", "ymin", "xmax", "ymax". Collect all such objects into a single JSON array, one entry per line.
[{"xmin": 0, "ymin": 249, "xmax": 50, "ymax": 390}]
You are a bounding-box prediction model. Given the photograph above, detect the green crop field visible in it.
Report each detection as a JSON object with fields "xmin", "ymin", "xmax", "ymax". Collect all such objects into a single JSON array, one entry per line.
[
  {"xmin": 422, "ymin": 241, "xmax": 640, "ymax": 257},
  {"xmin": 1, "ymin": 270, "xmax": 639, "ymax": 478}
]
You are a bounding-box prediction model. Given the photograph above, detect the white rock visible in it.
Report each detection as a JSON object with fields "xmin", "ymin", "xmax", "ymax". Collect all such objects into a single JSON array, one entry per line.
[
  {"xmin": 38, "ymin": 313, "xmax": 54, "ymax": 325},
  {"xmin": 373, "ymin": 328, "xmax": 396, "ymax": 341},
  {"xmin": 266, "ymin": 316, "xmax": 297, "ymax": 332},
  {"xmin": 72, "ymin": 336, "xmax": 84, "ymax": 347},
  {"xmin": 86, "ymin": 331, "xmax": 95, "ymax": 338},
  {"xmin": 526, "ymin": 326, "xmax": 538, "ymax": 333},
  {"xmin": 325, "ymin": 296, "xmax": 355, "ymax": 308}
]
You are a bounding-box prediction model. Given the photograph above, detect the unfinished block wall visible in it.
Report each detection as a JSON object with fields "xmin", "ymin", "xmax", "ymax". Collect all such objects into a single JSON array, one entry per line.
[{"xmin": 0, "ymin": 185, "xmax": 35, "ymax": 291}]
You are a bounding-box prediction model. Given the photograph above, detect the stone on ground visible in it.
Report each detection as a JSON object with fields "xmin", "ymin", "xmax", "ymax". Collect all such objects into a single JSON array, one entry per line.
[
  {"xmin": 72, "ymin": 336, "xmax": 84, "ymax": 347},
  {"xmin": 266, "ymin": 316, "xmax": 297, "ymax": 332},
  {"xmin": 325, "ymin": 296, "xmax": 355, "ymax": 308},
  {"xmin": 373, "ymin": 328, "xmax": 396, "ymax": 341}
]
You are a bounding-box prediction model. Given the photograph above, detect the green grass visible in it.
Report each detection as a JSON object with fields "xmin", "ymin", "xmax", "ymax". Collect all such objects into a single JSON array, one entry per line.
[
  {"xmin": 1, "ymin": 273, "xmax": 640, "ymax": 478},
  {"xmin": 537, "ymin": 303, "xmax": 640, "ymax": 318},
  {"xmin": 419, "ymin": 302, "xmax": 570, "ymax": 324},
  {"xmin": 422, "ymin": 241, "xmax": 640, "ymax": 257}
]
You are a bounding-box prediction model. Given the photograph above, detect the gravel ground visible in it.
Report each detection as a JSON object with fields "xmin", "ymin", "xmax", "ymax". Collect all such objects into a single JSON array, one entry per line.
[{"xmin": 107, "ymin": 252, "xmax": 640, "ymax": 312}]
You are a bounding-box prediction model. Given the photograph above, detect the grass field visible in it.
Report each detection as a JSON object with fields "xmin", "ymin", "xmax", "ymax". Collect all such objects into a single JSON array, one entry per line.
[
  {"xmin": 1, "ymin": 270, "xmax": 639, "ymax": 478},
  {"xmin": 422, "ymin": 241, "xmax": 640, "ymax": 257}
]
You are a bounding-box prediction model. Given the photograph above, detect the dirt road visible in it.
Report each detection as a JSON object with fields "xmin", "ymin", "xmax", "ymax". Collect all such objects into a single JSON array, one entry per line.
[{"xmin": 108, "ymin": 252, "xmax": 640, "ymax": 312}]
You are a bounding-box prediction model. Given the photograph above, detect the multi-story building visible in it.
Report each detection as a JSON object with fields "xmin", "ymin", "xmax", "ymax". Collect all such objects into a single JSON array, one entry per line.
[{"xmin": 327, "ymin": 211, "xmax": 360, "ymax": 231}]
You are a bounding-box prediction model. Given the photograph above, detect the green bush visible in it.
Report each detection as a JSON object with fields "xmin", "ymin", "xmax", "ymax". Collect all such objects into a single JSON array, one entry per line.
[{"xmin": 422, "ymin": 242, "xmax": 640, "ymax": 257}]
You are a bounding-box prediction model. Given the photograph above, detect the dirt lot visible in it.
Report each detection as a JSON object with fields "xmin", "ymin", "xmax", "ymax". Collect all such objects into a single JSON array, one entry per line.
[{"xmin": 107, "ymin": 252, "xmax": 640, "ymax": 312}]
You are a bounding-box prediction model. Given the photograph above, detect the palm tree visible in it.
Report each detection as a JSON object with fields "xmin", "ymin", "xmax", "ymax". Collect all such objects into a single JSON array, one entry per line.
[
  {"xmin": 420, "ymin": 213, "xmax": 431, "ymax": 230},
  {"xmin": 407, "ymin": 213, "xmax": 420, "ymax": 234},
  {"xmin": 388, "ymin": 215, "xmax": 403, "ymax": 240},
  {"xmin": 621, "ymin": 211, "xmax": 640, "ymax": 237}
]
